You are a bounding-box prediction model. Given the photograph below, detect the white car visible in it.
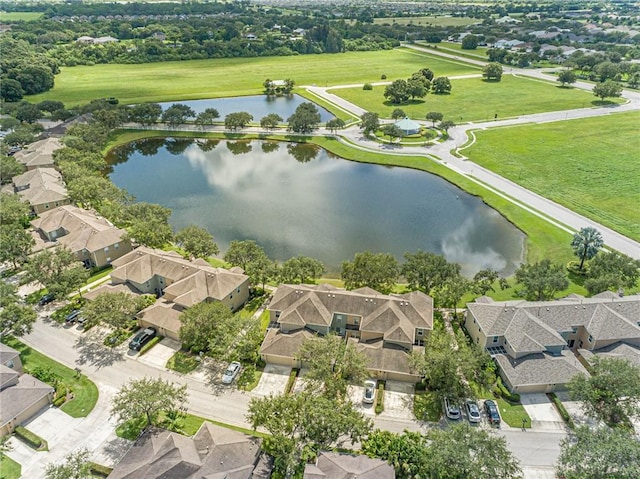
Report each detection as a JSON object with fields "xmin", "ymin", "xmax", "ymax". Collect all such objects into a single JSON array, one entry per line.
[
  {"xmin": 222, "ymin": 361, "xmax": 241, "ymax": 384},
  {"xmin": 465, "ymin": 399, "xmax": 481, "ymax": 423},
  {"xmin": 362, "ymin": 380, "xmax": 377, "ymax": 404},
  {"xmin": 444, "ymin": 397, "xmax": 461, "ymax": 420}
]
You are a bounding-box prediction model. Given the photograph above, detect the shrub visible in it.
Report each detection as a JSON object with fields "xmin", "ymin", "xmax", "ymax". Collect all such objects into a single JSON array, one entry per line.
[
  {"xmin": 103, "ymin": 329, "xmax": 132, "ymax": 348},
  {"xmin": 53, "ymin": 395, "xmax": 66, "ymax": 407},
  {"xmin": 381, "ymin": 74, "xmax": 387, "ymax": 80},
  {"xmin": 90, "ymin": 463, "xmax": 113, "ymax": 478},
  {"xmin": 548, "ymin": 393, "xmax": 575, "ymax": 429},
  {"xmin": 285, "ymin": 368, "xmax": 299, "ymax": 395},
  {"xmin": 139, "ymin": 336, "xmax": 161, "ymax": 356},
  {"xmin": 14, "ymin": 426, "xmax": 47, "ymax": 450},
  {"xmin": 495, "ymin": 377, "xmax": 521, "ymax": 403},
  {"xmin": 374, "ymin": 381, "xmax": 385, "ymax": 415},
  {"xmin": 29, "ymin": 366, "xmax": 62, "ymax": 388},
  {"xmin": 363, "ymin": 83, "xmax": 373, "ymax": 90}
]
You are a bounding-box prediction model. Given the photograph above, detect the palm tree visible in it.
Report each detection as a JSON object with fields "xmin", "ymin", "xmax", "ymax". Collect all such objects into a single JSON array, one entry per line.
[{"xmin": 571, "ymin": 227, "xmax": 603, "ymax": 271}]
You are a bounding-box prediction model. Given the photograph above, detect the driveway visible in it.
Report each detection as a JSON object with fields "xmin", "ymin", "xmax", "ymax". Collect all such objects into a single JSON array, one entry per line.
[
  {"xmin": 378, "ymin": 381, "xmax": 414, "ymax": 420},
  {"xmin": 554, "ymin": 391, "xmax": 599, "ymax": 428},
  {"xmin": 251, "ymin": 364, "xmax": 291, "ymax": 397},
  {"xmin": 348, "ymin": 384, "xmax": 376, "ymax": 416},
  {"xmin": 136, "ymin": 337, "xmax": 181, "ymax": 369},
  {"xmin": 520, "ymin": 393, "xmax": 565, "ymax": 430}
]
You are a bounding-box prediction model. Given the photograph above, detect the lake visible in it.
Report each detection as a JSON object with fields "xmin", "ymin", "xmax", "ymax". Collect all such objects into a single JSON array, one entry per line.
[
  {"xmin": 158, "ymin": 94, "xmax": 334, "ymax": 122},
  {"xmin": 107, "ymin": 139, "xmax": 526, "ymax": 276}
]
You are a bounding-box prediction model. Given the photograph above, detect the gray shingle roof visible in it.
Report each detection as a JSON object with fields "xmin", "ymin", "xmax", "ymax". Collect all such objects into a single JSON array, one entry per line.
[
  {"xmin": 304, "ymin": 451, "xmax": 395, "ymax": 479},
  {"xmin": 495, "ymin": 350, "xmax": 589, "ymax": 388},
  {"xmin": 0, "ymin": 343, "xmax": 19, "ymax": 365},
  {"xmin": 0, "ymin": 373, "xmax": 53, "ymax": 427},
  {"xmin": 579, "ymin": 342, "xmax": 640, "ymax": 368}
]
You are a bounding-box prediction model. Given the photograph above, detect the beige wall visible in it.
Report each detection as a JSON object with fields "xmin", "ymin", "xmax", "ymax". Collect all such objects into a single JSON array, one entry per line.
[
  {"xmin": 32, "ymin": 198, "xmax": 71, "ymax": 215},
  {"xmin": 464, "ymin": 313, "xmax": 488, "ymax": 348},
  {"xmin": 0, "ymin": 394, "xmax": 53, "ymax": 435},
  {"xmin": 138, "ymin": 317, "xmax": 179, "ymax": 341},
  {"xmin": 89, "ymin": 239, "xmax": 134, "ymax": 269},
  {"xmin": 2, "ymin": 356, "xmax": 23, "ymax": 374},
  {"xmin": 261, "ymin": 353, "xmax": 299, "ymax": 369}
]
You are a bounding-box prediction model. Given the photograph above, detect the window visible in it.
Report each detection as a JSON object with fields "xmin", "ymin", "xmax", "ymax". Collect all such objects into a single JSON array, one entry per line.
[
  {"xmin": 106, "ymin": 257, "xmax": 111, "ymax": 262},
  {"xmin": 417, "ymin": 329, "xmax": 423, "ymax": 337},
  {"xmin": 45, "ymin": 203, "xmax": 49, "ymax": 209},
  {"xmin": 353, "ymin": 318, "xmax": 359, "ymax": 325},
  {"xmin": 493, "ymin": 336, "xmax": 499, "ymax": 343},
  {"xmin": 275, "ymin": 311, "xmax": 281, "ymax": 318},
  {"xmin": 571, "ymin": 327, "xmax": 577, "ymax": 334},
  {"xmin": 103, "ymin": 246, "xmax": 109, "ymax": 253},
  {"xmin": 237, "ymin": 287, "xmax": 241, "ymax": 293},
  {"xmin": 588, "ymin": 335, "xmax": 593, "ymax": 343},
  {"xmin": 230, "ymin": 294, "xmax": 233, "ymax": 299},
  {"xmin": 6, "ymin": 360, "xmax": 14, "ymax": 369},
  {"xmin": 114, "ymin": 243, "xmax": 119, "ymax": 250}
]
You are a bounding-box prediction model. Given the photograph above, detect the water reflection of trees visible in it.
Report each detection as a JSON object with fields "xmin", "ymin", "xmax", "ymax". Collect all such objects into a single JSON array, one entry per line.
[
  {"xmin": 197, "ymin": 139, "xmax": 220, "ymax": 152},
  {"xmin": 165, "ymin": 138, "xmax": 194, "ymax": 155},
  {"xmin": 261, "ymin": 141, "xmax": 280, "ymax": 153},
  {"xmin": 226, "ymin": 140, "xmax": 253, "ymax": 155},
  {"xmin": 135, "ymin": 138, "xmax": 165, "ymax": 157},
  {"xmin": 287, "ymin": 142, "xmax": 319, "ymax": 163}
]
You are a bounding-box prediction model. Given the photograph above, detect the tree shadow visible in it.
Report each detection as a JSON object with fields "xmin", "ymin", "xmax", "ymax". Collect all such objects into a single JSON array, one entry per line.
[
  {"xmin": 75, "ymin": 332, "xmax": 125, "ymax": 369},
  {"xmin": 591, "ymin": 99, "xmax": 619, "ymax": 107},
  {"xmin": 382, "ymin": 99, "xmax": 426, "ymax": 107},
  {"xmin": 202, "ymin": 360, "xmax": 231, "ymax": 396},
  {"xmin": 99, "ymin": 436, "xmax": 133, "ymax": 464}
]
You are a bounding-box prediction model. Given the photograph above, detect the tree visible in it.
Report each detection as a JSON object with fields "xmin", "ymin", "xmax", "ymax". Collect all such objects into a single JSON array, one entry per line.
[
  {"xmin": 438, "ymin": 120, "xmax": 456, "ymax": 134},
  {"xmin": 223, "ymin": 239, "xmax": 267, "ymax": 272},
  {"xmin": 473, "ymin": 268, "xmax": 500, "ymax": 295},
  {"xmin": 25, "ymin": 248, "xmax": 89, "ymax": 299},
  {"xmin": 0, "ymin": 303, "xmax": 37, "ymax": 340},
  {"xmin": 295, "ymin": 334, "xmax": 369, "ymax": 400},
  {"xmin": 557, "ymin": 69, "xmax": 577, "ymax": 87},
  {"xmin": 0, "ymin": 78, "xmax": 24, "ymax": 102},
  {"xmin": 571, "ymin": 226, "xmax": 603, "ymax": 271},
  {"xmin": 245, "ymin": 252, "xmax": 274, "ymax": 291},
  {"xmin": 66, "ymin": 176, "xmax": 129, "ymax": 210},
  {"xmin": 406, "ymin": 77, "xmax": 428, "ymax": 100},
  {"xmin": 174, "ymin": 224, "xmax": 219, "ymax": 258},
  {"xmin": 556, "ymin": 426, "xmax": 640, "ymax": 479},
  {"xmin": 514, "ymin": 260, "xmax": 569, "ymax": 301},
  {"xmin": 161, "ymin": 103, "xmax": 195, "ymax": 127},
  {"xmin": 0, "ymin": 283, "xmax": 18, "ymax": 308},
  {"xmin": 380, "ymin": 124, "xmax": 403, "ymax": 143},
  {"xmin": 584, "ymin": 252, "xmax": 640, "ymax": 295},
  {"xmin": 359, "ymin": 112, "xmax": 380, "ymax": 136},
  {"xmin": 194, "ymin": 108, "xmax": 220, "ymax": 129},
  {"xmin": 383, "ymin": 79, "xmax": 410, "ymax": 104},
  {"xmin": 259, "ymin": 113, "xmax": 282, "ymax": 130},
  {"xmin": 11, "ymin": 65, "xmax": 54, "ymax": 95},
  {"xmin": 82, "ymin": 292, "xmax": 147, "ymax": 331},
  {"xmin": 127, "ymin": 103, "xmax": 162, "ymax": 125},
  {"xmin": 44, "ymin": 449, "xmax": 92, "ymax": 479},
  {"xmin": 419, "ymin": 68, "xmax": 434, "ymax": 81},
  {"xmin": 363, "ymin": 424, "xmax": 521, "ymax": 479},
  {"xmin": 433, "ymin": 273, "xmax": 472, "ymax": 310},
  {"xmin": 391, "ymin": 108, "xmax": 406, "ymax": 120},
  {"xmin": 38, "ymin": 100, "xmax": 65, "ymax": 114},
  {"xmin": 461, "ymin": 34, "xmax": 479, "ymax": 50},
  {"xmin": 341, "ymin": 251, "xmax": 399, "ymax": 294},
  {"xmin": 325, "ymin": 118, "xmax": 345, "ymax": 134},
  {"xmin": 111, "ymin": 377, "xmax": 188, "ymax": 428},
  {"xmin": 179, "ymin": 301, "xmax": 240, "ymax": 356},
  {"xmin": 0, "ymin": 224, "xmax": 34, "ymax": 268},
  {"xmin": 287, "ymin": 102, "xmax": 321, "ymax": 134},
  {"xmin": 401, "ymin": 250, "xmax": 460, "ymax": 293},
  {"xmin": 431, "ymin": 76, "xmax": 452, "ymax": 94},
  {"xmin": 123, "ymin": 202, "xmax": 173, "ymax": 249},
  {"xmin": 279, "ymin": 255, "xmax": 324, "ymax": 284},
  {"xmin": 592, "ymin": 80, "xmax": 622, "ymax": 101},
  {"xmin": 483, "ymin": 62, "xmax": 503, "ymax": 81},
  {"xmin": 92, "ymin": 108, "xmax": 127, "ymax": 130},
  {"xmin": 247, "ymin": 392, "xmax": 371, "ymax": 477},
  {"xmin": 0, "ymin": 193, "xmax": 30, "ymax": 225},
  {"xmin": 224, "ymin": 111, "xmax": 253, "ymax": 131},
  {"xmin": 426, "ymin": 111, "xmax": 443, "ymax": 127},
  {"xmin": 15, "ymin": 102, "xmax": 42, "ymax": 124},
  {"xmin": 568, "ymin": 357, "xmax": 640, "ymax": 426}
]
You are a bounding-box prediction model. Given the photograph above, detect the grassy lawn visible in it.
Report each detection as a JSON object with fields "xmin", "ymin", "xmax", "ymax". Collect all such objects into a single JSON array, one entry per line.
[
  {"xmin": 85, "ymin": 266, "xmax": 113, "ymax": 285},
  {"xmin": 166, "ymin": 350, "xmax": 200, "ymax": 374},
  {"xmin": 414, "ymin": 390, "xmax": 442, "ymax": 422},
  {"xmin": 333, "ymin": 74, "xmax": 611, "ymax": 121},
  {"xmin": 464, "ymin": 111, "xmax": 640, "ymax": 241},
  {"xmin": 29, "ymin": 49, "xmax": 478, "ymax": 106},
  {"xmin": 373, "ymin": 16, "xmax": 481, "ymax": 27},
  {"xmin": 0, "ymin": 11, "xmax": 43, "ymax": 21},
  {"xmin": 2, "ymin": 338, "xmax": 99, "ymax": 418},
  {"xmin": 495, "ymin": 398, "xmax": 531, "ymax": 429},
  {"xmin": 418, "ymin": 41, "xmax": 489, "ymax": 60},
  {"xmin": 0, "ymin": 455, "xmax": 21, "ymax": 479}
]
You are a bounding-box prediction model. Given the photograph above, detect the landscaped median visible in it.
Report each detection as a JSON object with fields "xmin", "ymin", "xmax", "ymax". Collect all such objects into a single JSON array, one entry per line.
[{"xmin": 2, "ymin": 338, "xmax": 98, "ymax": 417}]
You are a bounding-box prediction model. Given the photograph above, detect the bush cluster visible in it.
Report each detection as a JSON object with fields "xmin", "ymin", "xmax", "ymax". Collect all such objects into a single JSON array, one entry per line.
[
  {"xmin": 374, "ymin": 381, "xmax": 385, "ymax": 415},
  {"xmin": 285, "ymin": 368, "xmax": 299, "ymax": 395}
]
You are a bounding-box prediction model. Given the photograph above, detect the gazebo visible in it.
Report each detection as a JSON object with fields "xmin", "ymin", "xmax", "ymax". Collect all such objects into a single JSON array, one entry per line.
[{"xmin": 393, "ymin": 117, "xmax": 421, "ymax": 135}]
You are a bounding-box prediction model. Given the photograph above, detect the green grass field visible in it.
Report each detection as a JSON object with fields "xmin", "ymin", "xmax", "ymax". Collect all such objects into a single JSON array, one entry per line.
[
  {"xmin": 2, "ymin": 338, "xmax": 99, "ymax": 418},
  {"xmin": 373, "ymin": 16, "xmax": 481, "ymax": 27},
  {"xmin": 464, "ymin": 111, "xmax": 640, "ymax": 241},
  {"xmin": 417, "ymin": 41, "xmax": 489, "ymax": 61},
  {"xmin": 29, "ymin": 49, "xmax": 478, "ymax": 106},
  {"xmin": 0, "ymin": 11, "xmax": 43, "ymax": 21},
  {"xmin": 0, "ymin": 455, "xmax": 21, "ymax": 479},
  {"xmin": 333, "ymin": 74, "xmax": 612, "ymax": 121}
]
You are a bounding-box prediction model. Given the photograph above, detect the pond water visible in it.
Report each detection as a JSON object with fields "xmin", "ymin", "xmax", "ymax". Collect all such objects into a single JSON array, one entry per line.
[
  {"xmin": 158, "ymin": 94, "xmax": 334, "ymax": 122},
  {"xmin": 107, "ymin": 139, "xmax": 525, "ymax": 276}
]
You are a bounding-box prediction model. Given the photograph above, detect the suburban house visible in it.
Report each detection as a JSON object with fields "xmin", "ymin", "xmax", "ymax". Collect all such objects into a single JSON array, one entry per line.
[
  {"xmin": 464, "ymin": 293, "xmax": 640, "ymax": 393},
  {"xmin": 10, "ymin": 167, "xmax": 70, "ymax": 214},
  {"xmin": 0, "ymin": 343, "xmax": 55, "ymax": 436},
  {"xmin": 108, "ymin": 423, "xmax": 271, "ymax": 479},
  {"xmin": 30, "ymin": 205, "xmax": 133, "ymax": 268},
  {"xmin": 13, "ymin": 137, "xmax": 62, "ymax": 170},
  {"xmin": 304, "ymin": 452, "xmax": 395, "ymax": 478},
  {"xmin": 90, "ymin": 247, "xmax": 250, "ymax": 340},
  {"xmin": 260, "ymin": 284, "xmax": 433, "ymax": 382}
]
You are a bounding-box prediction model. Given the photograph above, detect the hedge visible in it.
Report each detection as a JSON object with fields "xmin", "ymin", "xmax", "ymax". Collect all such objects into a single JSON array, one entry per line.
[
  {"xmin": 548, "ymin": 392, "xmax": 575, "ymax": 429},
  {"xmin": 53, "ymin": 395, "xmax": 66, "ymax": 407},
  {"xmin": 374, "ymin": 381, "xmax": 385, "ymax": 415},
  {"xmin": 139, "ymin": 336, "xmax": 161, "ymax": 356},
  {"xmin": 14, "ymin": 426, "xmax": 48, "ymax": 451},
  {"xmin": 90, "ymin": 462, "xmax": 113, "ymax": 477},
  {"xmin": 494, "ymin": 377, "xmax": 521, "ymax": 403},
  {"xmin": 285, "ymin": 368, "xmax": 299, "ymax": 395}
]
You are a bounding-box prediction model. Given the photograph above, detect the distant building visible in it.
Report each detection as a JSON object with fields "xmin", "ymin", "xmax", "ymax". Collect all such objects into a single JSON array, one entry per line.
[
  {"xmin": 10, "ymin": 167, "xmax": 70, "ymax": 214},
  {"xmin": 13, "ymin": 138, "xmax": 62, "ymax": 171}
]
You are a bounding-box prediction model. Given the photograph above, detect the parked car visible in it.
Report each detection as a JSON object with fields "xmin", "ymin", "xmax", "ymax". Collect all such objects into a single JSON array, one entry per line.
[
  {"xmin": 465, "ymin": 399, "xmax": 481, "ymax": 423},
  {"xmin": 65, "ymin": 309, "xmax": 82, "ymax": 324},
  {"xmin": 362, "ymin": 380, "xmax": 376, "ymax": 404},
  {"xmin": 484, "ymin": 399, "xmax": 501, "ymax": 426},
  {"xmin": 222, "ymin": 361, "xmax": 241, "ymax": 384},
  {"xmin": 38, "ymin": 293, "xmax": 55, "ymax": 306},
  {"xmin": 128, "ymin": 327, "xmax": 157, "ymax": 351},
  {"xmin": 444, "ymin": 398, "xmax": 461, "ymax": 420}
]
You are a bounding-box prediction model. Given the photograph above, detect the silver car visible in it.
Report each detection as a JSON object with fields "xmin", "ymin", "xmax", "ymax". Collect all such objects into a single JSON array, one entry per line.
[
  {"xmin": 222, "ymin": 361, "xmax": 241, "ymax": 384},
  {"xmin": 444, "ymin": 398, "xmax": 461, "ymax": 420},
  {"xmin": 465, "ymin": 399, "xmax": 481, "ymax": 423},
  {"xmin": 363, "ymin": 380, "xmax": 376, "ymax": 404}
]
